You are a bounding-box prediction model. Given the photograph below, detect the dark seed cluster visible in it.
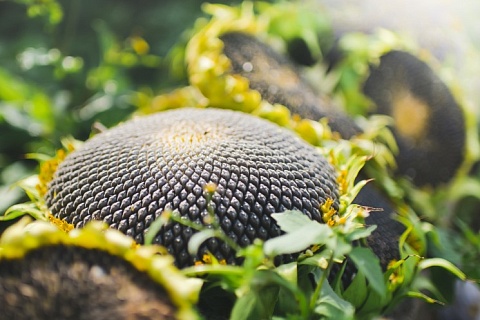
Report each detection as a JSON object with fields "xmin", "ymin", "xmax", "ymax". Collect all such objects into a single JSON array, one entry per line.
[
  {"xmin": 47, "ymin": 108, "xmax": 339, "ymax": 267},
  {"xmin": 354, "ymin": 183, "xmax": 406, "ymax": 268},
  {"xmin": 220, "ymin": 32, "xmax": 406, "ymax": 270},
  {"xmin": 222, "ymin": 32, "xmax": 465, "ymax": 188},
  {"xmin": 364, "ymin": 50, "xmax": 466, "ymax": 186},
  {"xmin": 220, "ymin": 32, "xmax": 362, "ymax": 139},
  {"xmin": 219, "ymin": 32, "xmax": 467, "ymax": 274},
  {"xmin": 0, "ymin": 245, "xmax": 176, "ymax": 320}
]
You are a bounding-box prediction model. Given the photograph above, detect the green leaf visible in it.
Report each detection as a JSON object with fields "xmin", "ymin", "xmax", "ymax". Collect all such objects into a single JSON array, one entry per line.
[
  {"xmin": 296, "ymin": 265, "xmax": 318, "ymax": 301},
  {"xmin": 406, "ymin": 291, "xmax": 445, "ymax": 305},
  {"xmin": 188, "ymin": 229, "xmax": 217, "ymax": 255},
  {"xmin": 456, "ymin": 219, "xmax": 480, "ymax": 247},
  {"xmin": 418, "ymin": 258, "xmax": 466, "ymax": 281},
  {"xmin": 343, "ymin": 271, "xmax": 368, "ymax": 308},
  {"xmin": 393, "ymin": 247, "xmax": 423, "ymax": 287},
  {"xmin": 345, "ymin": 225, "xmax": 377, "ymax": 242},
  {"xmin": 231, "ymin": 270, "xmax": 297, "ymax": 320},
  {"xmin": 275, "ymin": 262, "xmax": 298, "ymax": 285},
  {"xmin": 1, "ymin": 203, "xmax": 48, "ymax": 221},
  {"xmin": 251, "ymin": 282, "xmax": 280, "ymax": 318},
  {"xmin": 264, "ymin": 222, "xmax": 332, "ymax": 256},
  {"xmin": 327, "ymin": 235, "xmax": 353, "ymax": 261},
  {"xmin": 230, "ymin": 286, "xmax": 279, "ymax": 320},
  {"xmin": 300, "ymin": 249, "xmax": 334, "ymax": 269},
  {"xmin": 275, "ymin": 284, "xmax": 301, "ymax": 317},
  {"xmin": 314, "ymin": 278, "xmax": 355, "ymax": 320},
  {"xmin": 144, "ymin": 211, "xmax": 170, "ymax": 245},
  {"xmin": 332, "ymin": 260, "xmax": 348, "ymax": 294},
  {"xmin": 410, "ymin": 276, "xmax": 447, "ymax": 303},
  {"xmin": 348, "ymin": 247, "xmax": 386, "ymax": 296},
  {"xmin": 271, "ymin": 210, "xmax": 317, "ymax": 233},
  {"xmin": 357, "ymin": 286, "xmax": 390, "ymax": 317},
  {"xmin": 448, "ymin": 176, "xmax": 480, "ymax": 200},
  {"xmin": 230, "ymin": 292, "xmax": 258, "ymax": 320}
]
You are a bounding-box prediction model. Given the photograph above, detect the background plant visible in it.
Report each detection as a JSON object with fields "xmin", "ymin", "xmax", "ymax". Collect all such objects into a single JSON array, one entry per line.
[{"xmin": 0, "ymin": 0, "xmax": 240, "ymax": 213}]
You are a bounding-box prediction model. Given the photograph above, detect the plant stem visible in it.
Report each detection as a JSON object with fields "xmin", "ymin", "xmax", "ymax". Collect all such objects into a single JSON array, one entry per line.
[{"xmin": 308, "ymin": 251, "xmax": 335, "ymax": 315}]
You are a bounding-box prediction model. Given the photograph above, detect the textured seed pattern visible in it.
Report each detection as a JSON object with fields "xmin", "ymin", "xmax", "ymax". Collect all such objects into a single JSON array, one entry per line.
[
  {"xmin": 47, "ymin": 108, "xmax": 339, "ymax": 267},
  {"xmin": 0, "ymin": 245, "xmax": 176, "ymax": 320}
]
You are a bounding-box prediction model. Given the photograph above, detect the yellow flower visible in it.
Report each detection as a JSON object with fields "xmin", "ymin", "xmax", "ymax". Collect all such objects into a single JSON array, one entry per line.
[
  {"xmin": 36, "ymin": 142, "xmax": 76, "ymax": 198},
  {"xmin": 130, "ymin": 36, "xmax": 149, "ymax": 55},
  {"xmin": 204, "ymin": 182, "xmax": 217, "ymax": 194},
  {"xmin": 47, "ymin": 213, "xmax": 74, "ymax": 232}
]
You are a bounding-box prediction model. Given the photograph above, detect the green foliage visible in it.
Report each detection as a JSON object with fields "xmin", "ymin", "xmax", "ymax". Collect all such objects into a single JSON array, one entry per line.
[
  {"xmin": 13, "ymin": 0, "xmax": 63, "ymax": 26},
  {"xmin": 0, "ymin": 0, "xmax": 224, "ymax": 212},
  {"xmin": 329, "ymin": 29, "xmax": 417, "ymax": 116}
]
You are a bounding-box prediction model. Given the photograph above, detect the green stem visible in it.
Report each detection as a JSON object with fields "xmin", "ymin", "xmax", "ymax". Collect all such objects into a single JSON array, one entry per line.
[
  {"xmin": 308, "ymin": 251, "xmax": 335, "ymax": 315},
  {"xmin": 181, "ymin": 264, "xmax": 246, "ymax": 277},
  {"xmin": 213, "ymin": 229, "xmax": 242, "ymax": 252},
  {"xmin": 205, "ymin": 188, "xmax": 221, "ymax": 229},
  {"xmin": 169, "ymin": 212, "xmax": 204, "ymax": 231},
  {"xmin": 169, "ymin": 208, "xmax": 242, "ymax": 253}
]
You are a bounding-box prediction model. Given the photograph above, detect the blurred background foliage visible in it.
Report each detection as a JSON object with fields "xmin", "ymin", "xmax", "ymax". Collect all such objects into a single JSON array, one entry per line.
[{"xmin": 0, "ymin": 0, "xmax": 247, "ymax": 213}]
